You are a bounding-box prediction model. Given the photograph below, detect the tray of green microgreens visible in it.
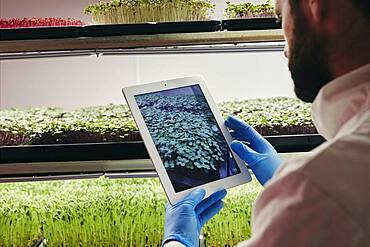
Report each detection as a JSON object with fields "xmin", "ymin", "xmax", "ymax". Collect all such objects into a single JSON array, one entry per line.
[
  {"xmin": 218, "ymin": 97, "xmax": 316, "ymax": 136},
  {"xmin": 84, "ymin": 0, "xmax": 216, "ymax": 24},
  {"xmin": 0, "ymin": 97, "xmax": 317, "ymax": 145},
  {"xmin": 0, "ymin": 177, "xmax": 262, "ymax": 246},
  {"xmin": 223, "ymin": 0, "xmax": 280, "ymax": 31},
  {"xmin": 225, "ymin": 0, "xmax": 275, "ymax": 19},
  {"xmin": 0, "ymin": 97, "xmax": 324, "ymax": 163},
  {"xmin": 0, "ymin": 97, "xmax": 317, "ymax": 147},
  {"xmin": 0, "ymin": 104, "xmax": 139, "ymax": 146},
  {"xmin": 0, "ymin": 97, "xmax": 326, "ymax": 164},
  {"xmin": 82, "ymin": 0, "xmax": 222, "ymax": 37}
]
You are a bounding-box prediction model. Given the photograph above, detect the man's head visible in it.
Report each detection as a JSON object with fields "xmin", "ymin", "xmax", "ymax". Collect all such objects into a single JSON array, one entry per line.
[{"xmin": 275, "ymin": 0, "xmax": 370, "ymax": 103}]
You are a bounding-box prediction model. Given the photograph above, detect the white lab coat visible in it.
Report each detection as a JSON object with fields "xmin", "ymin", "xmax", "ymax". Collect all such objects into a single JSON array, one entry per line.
[{"xmin": 165, "ymin": 63, "xmax": 370, "ymax": 247}]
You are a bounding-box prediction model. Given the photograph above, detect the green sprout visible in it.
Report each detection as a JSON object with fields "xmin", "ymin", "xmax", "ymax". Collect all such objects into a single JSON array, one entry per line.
[
  {"xmin": 225, "ymin": 0, "xmax": 275, "ymax": 19},
  {"xmin": 84, "ymin": 0, "xmax": 215, "ymax": 24},
  {"xmin": 0, "ymin": 177, "xmax": 262, "ymax": 246},
  {"xmin": 0, "ymin": 97, "xmax": 316, "ymax": 146}
]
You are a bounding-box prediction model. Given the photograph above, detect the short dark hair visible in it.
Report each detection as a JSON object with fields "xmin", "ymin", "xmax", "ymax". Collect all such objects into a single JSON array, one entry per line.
[{"xmin": 289, "ymin": 0, "xmax": 370, "ymax": 22}]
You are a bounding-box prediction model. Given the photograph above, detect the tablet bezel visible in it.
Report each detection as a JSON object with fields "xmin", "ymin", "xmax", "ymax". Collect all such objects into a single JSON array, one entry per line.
[{"xmin": 122, "ymin": 75, "xmax": 251, "ymax": 204}]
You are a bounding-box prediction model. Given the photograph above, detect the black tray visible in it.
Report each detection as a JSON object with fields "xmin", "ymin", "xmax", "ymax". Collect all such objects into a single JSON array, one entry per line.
[
  {"xmin": 0, "ymin": 26, "xmax": 81, "ymax": 41},
  {"xmin": 222, "ymin": 18, "xmax": 281, "ymax": 31},
  {"xmin": 0, "ymin": 19, "xmax": 282, "ymax": 41},
  {"xmin": 0, "ymin": 135, "xmax": 325, "ymax": 164},
  {"xmin": 81, "ymin": 20, "xmax": 222, "ymax": 37}
]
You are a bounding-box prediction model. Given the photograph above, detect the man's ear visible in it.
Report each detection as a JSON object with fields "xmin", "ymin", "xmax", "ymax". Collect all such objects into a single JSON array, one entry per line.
[{"xmin": 307, "ymin": 0, "xmax": 328, "ymax": 24}]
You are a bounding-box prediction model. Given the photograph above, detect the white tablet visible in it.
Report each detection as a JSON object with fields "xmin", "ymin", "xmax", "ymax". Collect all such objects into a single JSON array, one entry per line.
[{"xmin": 122, "ymin": 75, "xmax": 251, "ymax": 204}]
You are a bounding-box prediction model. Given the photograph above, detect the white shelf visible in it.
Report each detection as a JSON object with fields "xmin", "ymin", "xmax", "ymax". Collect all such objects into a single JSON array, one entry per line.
[{"xmin": 0, "ymin": 29, "xmax": 284, "ymax": 59}]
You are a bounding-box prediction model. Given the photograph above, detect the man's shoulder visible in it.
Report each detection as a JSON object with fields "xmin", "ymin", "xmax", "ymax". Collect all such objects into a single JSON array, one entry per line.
[
  {"xmin": 270, "ymin": 123, "xmax": 370, "ymax": 231},
  {"xmin": 279, "ymin": 108, "xmax": 370, "ymax": 178}
]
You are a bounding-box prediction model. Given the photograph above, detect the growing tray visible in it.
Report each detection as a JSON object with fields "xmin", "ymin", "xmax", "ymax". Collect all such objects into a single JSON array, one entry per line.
[
  {"xmin": 82, "ymin": 21, "xmax": 222, "ymax": 37},
  {"xmin": 222, "ymin": 18, "xmax": 281, "ymax": 31},
  {"xmin": 0, "ymin": 18, "xmax": 282, "ymax": 41},
  {"xmin": 0, "ymin": 26, "xmax": 81, "ymax": 41},
  {"xmin": 0, "ymin": 134, "xmax": 326, "ymax": 164},
  {"xmin": 0, "ymin": 21, "xmax": 221, "ymax": 41}
]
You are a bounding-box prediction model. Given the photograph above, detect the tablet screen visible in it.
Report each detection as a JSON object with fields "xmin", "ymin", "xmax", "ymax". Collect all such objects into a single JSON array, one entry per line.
[{"xmin": 135, "ymin": 84, "xmax": 241, "ymax": 192}]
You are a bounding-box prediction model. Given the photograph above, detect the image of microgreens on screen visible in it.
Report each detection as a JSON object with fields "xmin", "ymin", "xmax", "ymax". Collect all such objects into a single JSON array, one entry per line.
[{"xmin": 135, "ymin": 85, "xmax": 240, "ymax": 192}]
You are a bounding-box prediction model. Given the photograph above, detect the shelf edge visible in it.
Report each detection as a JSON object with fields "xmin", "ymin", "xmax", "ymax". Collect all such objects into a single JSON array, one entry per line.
[{"xmin": 0, "ymin": 29, "xmax": 284, "ymax": 53}]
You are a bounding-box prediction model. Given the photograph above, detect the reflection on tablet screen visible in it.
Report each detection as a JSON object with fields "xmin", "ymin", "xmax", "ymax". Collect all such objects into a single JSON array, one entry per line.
[{"xmin": 135, "ymin": 84, "xmax": 241, "ymax": 192}]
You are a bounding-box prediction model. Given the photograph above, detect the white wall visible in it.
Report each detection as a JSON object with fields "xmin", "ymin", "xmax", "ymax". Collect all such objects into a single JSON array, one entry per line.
[{"xmin": 0, "ymin": 0, "xmax": 294, "ymax": 111}]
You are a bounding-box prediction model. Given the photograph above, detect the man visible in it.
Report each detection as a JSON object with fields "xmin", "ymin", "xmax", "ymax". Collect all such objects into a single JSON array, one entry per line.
[{"xmin": 162, "ymin": 0, "xmax": 370, "ymax": 246}]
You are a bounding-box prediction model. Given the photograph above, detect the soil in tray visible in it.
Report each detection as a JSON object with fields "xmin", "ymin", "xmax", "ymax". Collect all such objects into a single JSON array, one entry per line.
[
  {"xmin": 31, "ymin": 130, "xmax": 142, "ymax": 145},
  {"xmin": 0, "ymin": 132, "xmax": 32, "ymax": 146},
  {"xmin": 255, "ymin": 125, "xmax": 317, "ymax": 136}
]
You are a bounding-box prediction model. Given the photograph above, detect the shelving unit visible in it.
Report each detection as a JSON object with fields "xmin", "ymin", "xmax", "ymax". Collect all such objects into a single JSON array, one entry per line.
[
  {"xmin": 0, "ymin": 29, "xmax": 284, "ymax": 59},
  {"xmin": 0, "ymin": 135, "xmax": 325, "ymax": 182},
  {"xmin": 0, "ymin": 23, "xmax": 324, "ymax": 182}
]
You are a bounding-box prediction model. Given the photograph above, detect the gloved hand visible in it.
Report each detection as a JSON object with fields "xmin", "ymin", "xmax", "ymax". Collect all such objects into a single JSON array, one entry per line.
[
  {"xmin": 225, "ymin": 115, "xmax": 282, "ymax": 186},
  {"xmin": 163, "ymin": 188, "xmax": 227, "ymax": 247}
]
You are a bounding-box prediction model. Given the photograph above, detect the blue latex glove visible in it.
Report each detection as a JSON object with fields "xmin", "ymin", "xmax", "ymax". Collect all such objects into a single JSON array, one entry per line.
[
  {"xmin": 225, "ymin": 115, "xmax": 282, "ymax": 186},
  {"xmin": 163, "ymin": 188, "xmax": 227, "ymax": 247}
]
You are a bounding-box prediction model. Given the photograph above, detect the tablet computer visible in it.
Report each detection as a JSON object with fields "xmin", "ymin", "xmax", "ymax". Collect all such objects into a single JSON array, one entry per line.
[{"xmin": 122, "ymin": 75, "xmax": 251, "ymax": 204}]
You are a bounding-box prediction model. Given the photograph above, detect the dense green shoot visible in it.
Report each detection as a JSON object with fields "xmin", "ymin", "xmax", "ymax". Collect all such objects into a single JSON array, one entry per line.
[
  {"xmin": 225, "ymin": 0, "xmax": 275, "ymax": 19},
  {"xmin": 0, "ymin": 177, "xmax": 262, "ymax": 246},
  {"xmin": 84, "ymin": 0, "xmax": 215, "ymax": 24},
  {"xmin": 0, "ymin": 97, "xmax": 316, "ymax": 146}
]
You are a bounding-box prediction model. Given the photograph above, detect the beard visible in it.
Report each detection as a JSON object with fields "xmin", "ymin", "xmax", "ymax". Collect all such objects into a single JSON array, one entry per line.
[{"xmin": 288, "ymin": 9, "xmax": 334, "ymax": 103}]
